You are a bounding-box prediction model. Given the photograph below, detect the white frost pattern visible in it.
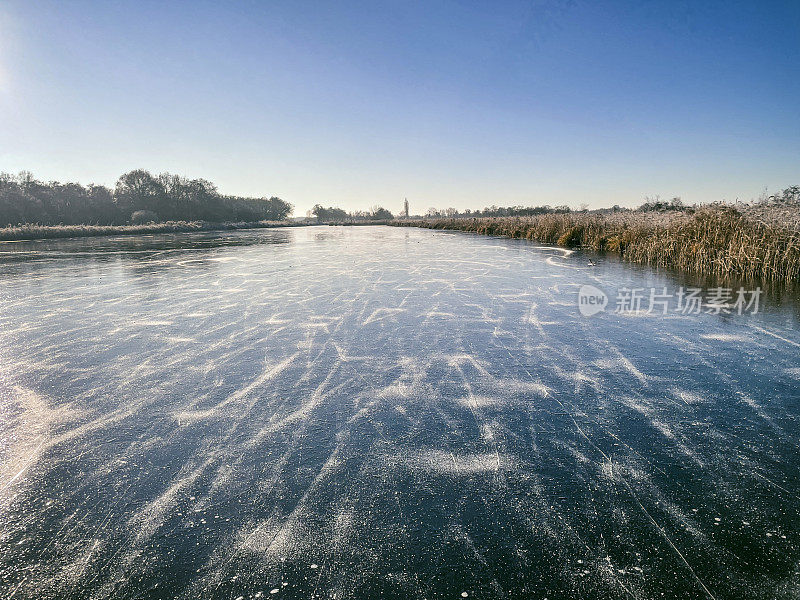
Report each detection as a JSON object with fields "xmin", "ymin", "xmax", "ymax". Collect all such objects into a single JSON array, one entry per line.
[{"xmin": 0, "ymin": 226, "xmax": 798, "ymax": 599}]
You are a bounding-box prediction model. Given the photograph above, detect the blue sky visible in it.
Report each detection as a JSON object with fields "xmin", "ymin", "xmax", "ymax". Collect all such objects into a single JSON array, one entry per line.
[{"xmin": 1, "ymin": 1, "xmax": 798, "ymax": 216}]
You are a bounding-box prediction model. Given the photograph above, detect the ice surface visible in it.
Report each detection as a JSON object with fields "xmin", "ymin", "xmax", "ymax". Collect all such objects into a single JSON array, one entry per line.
[{"xmin": 0, "ymin": 226, "xmax": 799, "ymax": 599}]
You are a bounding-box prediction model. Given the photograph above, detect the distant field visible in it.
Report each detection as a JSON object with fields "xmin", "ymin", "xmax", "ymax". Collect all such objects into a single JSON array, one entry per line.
[{"xmin": 392, "ymin": 203, "xmax": 800, "ymax": 285}]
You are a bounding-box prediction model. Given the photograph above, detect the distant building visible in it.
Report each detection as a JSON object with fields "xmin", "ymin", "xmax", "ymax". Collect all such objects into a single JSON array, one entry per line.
[{"xmin": 404, "ymin": 198, "xmax": 409, "ymax": 218}]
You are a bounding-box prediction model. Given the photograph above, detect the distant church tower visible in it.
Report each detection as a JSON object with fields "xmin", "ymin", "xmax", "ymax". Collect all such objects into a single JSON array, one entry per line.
[{"xmin": 404, "ymin": 198, "xmax": 409, "ymax": 218}]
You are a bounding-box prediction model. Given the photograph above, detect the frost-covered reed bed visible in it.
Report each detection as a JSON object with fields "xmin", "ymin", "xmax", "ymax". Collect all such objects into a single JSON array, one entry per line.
[
  {"xmin": 0, "ymin": 220, "xmax": 303, "ymax": 242},
  {"xmin": 392, "ymin": 205, "xmax": 800, "ymax": 284}
]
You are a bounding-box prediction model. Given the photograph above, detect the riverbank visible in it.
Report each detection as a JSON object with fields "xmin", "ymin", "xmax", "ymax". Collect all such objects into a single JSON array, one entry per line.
[
  {"xmin": 390, "ymin": 204, "xmax": 800, "ymax": 285},
  {"xmin": 0, "ymin": 220, "xmax": 306, "ymax": 242}
]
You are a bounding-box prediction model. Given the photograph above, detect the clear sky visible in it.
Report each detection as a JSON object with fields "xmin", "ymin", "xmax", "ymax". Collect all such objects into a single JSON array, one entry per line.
[{"xmin": 1, "ymin": 1, "xmax": 798, "ymax": 216}]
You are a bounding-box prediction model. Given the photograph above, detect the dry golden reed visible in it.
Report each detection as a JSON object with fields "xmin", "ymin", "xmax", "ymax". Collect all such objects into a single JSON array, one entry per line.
[{"xmin": 392, "ymin": 206, "xmax": 800, "ymax": 284}]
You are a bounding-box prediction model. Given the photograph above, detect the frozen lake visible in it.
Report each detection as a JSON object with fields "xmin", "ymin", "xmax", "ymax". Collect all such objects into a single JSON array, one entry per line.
[{"xmin": 1, "ymin": 225, "xmax": 799, "ymax": 599}]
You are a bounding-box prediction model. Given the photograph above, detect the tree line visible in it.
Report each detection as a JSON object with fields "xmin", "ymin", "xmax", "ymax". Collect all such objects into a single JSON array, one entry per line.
[
  {"xmin": 423, "ymin": 204, "xmax": 573, "ymax": 218},
  {"xmin": 311, "ymin": 204, "xmax": 393, "ymax": 222},
  {"xmin": 0, "ymin": 170, "xmax": 293, "ymax": 226}
]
